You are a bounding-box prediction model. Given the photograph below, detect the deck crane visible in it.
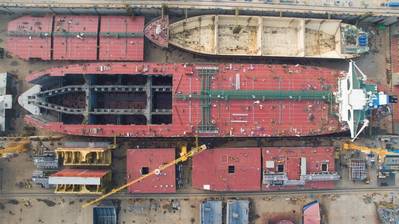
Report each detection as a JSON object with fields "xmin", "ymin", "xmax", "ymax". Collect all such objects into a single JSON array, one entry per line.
[{"xmin": 82, "ymin": 143, "xmax": 207, "ymax": 208}]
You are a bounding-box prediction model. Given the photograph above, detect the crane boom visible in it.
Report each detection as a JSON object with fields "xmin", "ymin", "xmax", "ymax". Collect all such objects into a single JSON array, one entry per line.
[
  {"xmin": 0, "ymin": 140, "xmax": 30, "ymax": 158},
  {"xmin": 342, "ymin": 142, "xmax": 390, "ymax": 158},
  {"xmin": 82, "ymin": 144, "xmax": 207, "ymax": 208},
  {"xmin": 342, "ymin": 142, "xmax": 399, "ymax": 165}
]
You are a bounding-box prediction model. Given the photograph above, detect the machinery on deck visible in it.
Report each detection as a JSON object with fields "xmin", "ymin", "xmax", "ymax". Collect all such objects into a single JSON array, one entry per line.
[{"xmin": 82, "ymin": 144, "xmax": 207, "ymax": 208}]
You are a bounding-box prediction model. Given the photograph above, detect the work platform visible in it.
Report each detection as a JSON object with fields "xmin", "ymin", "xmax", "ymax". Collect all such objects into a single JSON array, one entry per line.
[{"xmin": 56, "ymin": 147, "xmax": 112, "ymax": 166}]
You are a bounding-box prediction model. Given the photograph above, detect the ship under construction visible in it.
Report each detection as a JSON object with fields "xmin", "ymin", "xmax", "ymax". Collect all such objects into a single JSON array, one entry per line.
[
  {"xmin": 18, "ymin": 62, "xmax": 395, "ymax": 139},
  {"xmin": 144, "ymin": 15, "xmax": 369, "ymax": 59},
  {"xmin": 6, "ymin": 14, "xmax": 368, "ymax": 61}
]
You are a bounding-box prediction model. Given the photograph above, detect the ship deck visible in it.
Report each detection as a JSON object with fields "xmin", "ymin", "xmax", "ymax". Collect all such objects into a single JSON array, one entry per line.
[
  {"xmin": 22, "ymin": 63, "xmax": 343, "ymax": 137},
  {"xmin": 6, "ymin": 16, "xmax": 53, "ymax": 60},
  {"xmin": 6, "ymin": 15, "xmax": 144, "ymax": 61}
]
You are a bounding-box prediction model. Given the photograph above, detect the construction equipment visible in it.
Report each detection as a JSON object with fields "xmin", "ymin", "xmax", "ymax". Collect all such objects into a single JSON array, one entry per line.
[
  {"xmin": 0, "ymin": 136, "xmax": 63, "ymax": 158},
  {"xmin": 342, "ymin": 142, "xmax": 399, "ymax": 163},
  {"xmin": 82, "ymin": 144, "xmax": 208, "ymax": 208},
  {"xmin": 342, "ymin": 142, "xmax": 399, "ymax": 179},
  {"xmin": 55, "ymin": 147, "xmax": 112, "ymax": 166},
  {"xmin": 0, "ymin": 139, "xmax": 30, "ymax": 158}
]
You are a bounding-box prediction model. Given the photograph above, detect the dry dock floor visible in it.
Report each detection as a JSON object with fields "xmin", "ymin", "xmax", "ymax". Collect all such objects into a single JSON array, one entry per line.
[{"xmin": 0, "ymin": 12, "xmax": 395, "ymax": 224}]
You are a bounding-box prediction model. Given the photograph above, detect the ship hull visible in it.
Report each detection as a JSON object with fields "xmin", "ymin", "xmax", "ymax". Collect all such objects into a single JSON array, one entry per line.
[
  {"xmin": 21, "ymin": 63, "xmax": 345, "ymax": 137},
  {"xmin": 145, "ymin": 15, "xmax": 368, "ymax": 59},
  {"xmin": 6, "ymin": 15, "xmax": 144, "ymax": 61}
]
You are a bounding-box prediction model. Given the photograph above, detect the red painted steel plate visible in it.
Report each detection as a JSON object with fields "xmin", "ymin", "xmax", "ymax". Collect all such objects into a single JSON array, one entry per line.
[
  {"xmin": 24, "ymin": 63, "xmax": 344, "ymax": 137},
  {"xmin": 6, "ymin": 16, "xmax": 52, "ymax": 60},
  {"xmin": 99, "ymin": 16, "xmax": 144, "ymax": 61},
  {"xmin": 192, "ymin": 148, "xmax": 261, "ymax": 191},
  {"xmin": 53, "ymin": 15, "xmax": 98, "ymax": 60},
  {"xmin": 127, "ymin": 148, "xmax": 176, "ymax": 193}
]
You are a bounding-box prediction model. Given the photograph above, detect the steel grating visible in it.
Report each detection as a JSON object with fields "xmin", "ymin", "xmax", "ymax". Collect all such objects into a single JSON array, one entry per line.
[{"xmin": 350, "ymin": 159, "xmax": 367, "ymax": 181}]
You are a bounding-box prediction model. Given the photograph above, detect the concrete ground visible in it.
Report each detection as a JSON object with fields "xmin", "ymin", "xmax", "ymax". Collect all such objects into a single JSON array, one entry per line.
[{"xmin": 0, "ymin": 191, "xmax": 396, "ymax": 224}]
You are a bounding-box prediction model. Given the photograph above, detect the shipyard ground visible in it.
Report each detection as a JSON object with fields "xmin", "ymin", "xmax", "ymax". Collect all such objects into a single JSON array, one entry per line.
[
  {"xmin": 0, "ymin": 190, "xmax": 397, "ymax": 224},
  {"xmin": 0, "ymin": 11, "xmax": 396, "ymax": 224}
]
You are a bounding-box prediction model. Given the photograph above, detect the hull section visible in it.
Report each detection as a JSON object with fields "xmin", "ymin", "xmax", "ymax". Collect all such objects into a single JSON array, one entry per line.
[
  {"xmin": 21, "ymin": 62, "xmax": 344, "ymax": 137},
  {"xmin": 6, "ymin": 15, "xmax": 144, "ymax": 61},
  {"xmin": 145, "ymin": 15, "xmax": 369, "ymax": 59}
]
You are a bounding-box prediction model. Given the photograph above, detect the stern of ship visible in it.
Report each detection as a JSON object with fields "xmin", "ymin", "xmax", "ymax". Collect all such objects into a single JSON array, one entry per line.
[{"xmin": 335, "ymin": 61, "xmax": 397, "ymax": 140}]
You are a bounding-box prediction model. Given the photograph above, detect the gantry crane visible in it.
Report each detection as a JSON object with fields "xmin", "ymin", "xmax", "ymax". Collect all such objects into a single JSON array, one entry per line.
[{"xmin": 82, "ymin": 144, "xmax": 207, "ymax": 208}]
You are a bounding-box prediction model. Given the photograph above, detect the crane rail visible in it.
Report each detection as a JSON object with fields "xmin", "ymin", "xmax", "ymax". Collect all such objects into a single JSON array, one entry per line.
[{"xmin": 0, "ymin": 186, "xmax": 398, "ymax": 200}]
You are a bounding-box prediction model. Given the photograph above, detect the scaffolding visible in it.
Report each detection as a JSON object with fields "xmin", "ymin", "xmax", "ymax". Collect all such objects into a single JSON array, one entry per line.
[
  {"xmin": 350, "ymin": 159, "xmax": 368, "ymax": 181},
  {"xmin": 32, "ymin": 170, "xmax": 51, "ymax": 188},
  {"xmin": 32, "ymin": 152, "xmax": 59, "ymax": 169},
  {"xmin": 55, "ymin": 147, "xmax": 112, "ymax": 166}
]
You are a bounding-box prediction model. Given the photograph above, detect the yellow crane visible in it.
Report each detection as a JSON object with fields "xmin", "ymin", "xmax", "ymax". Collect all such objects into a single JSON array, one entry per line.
[
  {"xmin": 0, "ymin": 135, "xmax": 62, "ymax": 158},
  {"xmin": 342, "ymin": 142, "xmax": 397, "ymax": 163},
  {"xmin": 0, "ymin": 139, "xmax": 30, "ymax": 158},
  {"xmin": 82, "ymin": 144, "xmax": 207, "ymax": 208}
]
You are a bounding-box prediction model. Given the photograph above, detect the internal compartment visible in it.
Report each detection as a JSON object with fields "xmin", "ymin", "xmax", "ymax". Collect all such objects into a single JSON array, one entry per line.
[
  {"xmin": 33, "ymin": 74, "xmax": 173, "ymax": 125},
  {"xmin": 217, "ymin": 16, "xmax": 259, "ymax": 55},
  {"xmin": 262, "ymin": 17, "xmax": 303, "ymax": 56},
  {"xmin": 304, "ymin": 20, "xmax": 341, "ymax": 57}
]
